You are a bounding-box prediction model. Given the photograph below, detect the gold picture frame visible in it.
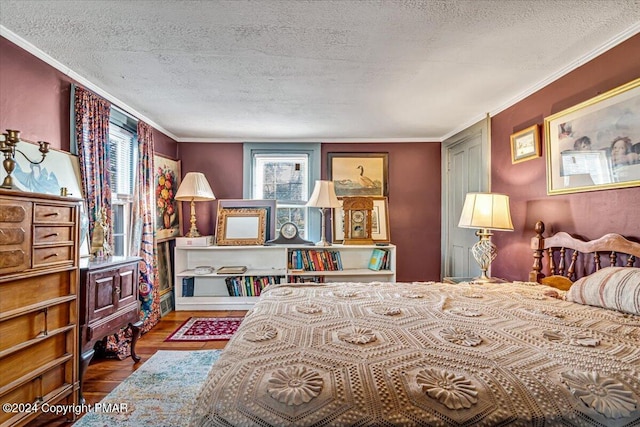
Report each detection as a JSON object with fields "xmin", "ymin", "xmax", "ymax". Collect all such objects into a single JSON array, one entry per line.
[
  {"xmin": 544, "ymin": 77, "xmax": 640, "ymax": 195},
  {"xmin": 510, "ymin": 124, "xmax": 541, "ymax": 164},
  {"xmin": 215, "ymin": 208, "xmax": 267, "ymax": 246}
]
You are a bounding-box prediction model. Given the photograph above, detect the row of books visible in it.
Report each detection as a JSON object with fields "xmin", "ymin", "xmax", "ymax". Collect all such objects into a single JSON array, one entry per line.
[
  {"xmin": 368, "ymin": 248, "xmax": 391, "ymax": 271},
  {"xmin": 290, "ymin": 275, "xmax": 325, "ymax": 283},
  {"xmin": 288, "ymin": 249, "xmax": 343, "ymax": 271},
  {"xmin": 225, "ymin": 275, "xmax": 282, "ymax": 297}
]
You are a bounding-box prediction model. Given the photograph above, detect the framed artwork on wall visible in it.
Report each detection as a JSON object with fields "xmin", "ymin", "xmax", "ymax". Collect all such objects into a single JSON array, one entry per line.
[
  {"xmin": 154, "ymin": 154, "xmax": 182, "ymax": 241},
  {"xmin": 510, "ymin": 124, "xmax": 541, "ymax": 164},
  {"xmin": 544, "ymin": 77, "xmax": 640, "ymax": 195},
  {"xmin": 328, "ymin": 153, "xmax": 388, "ymax": 197},
  {"xmin": 216, "ymin": 207, "xmax": 267, "ymax": 245},
  {"xmin": 332, "ymin": 196, "xmax": 390, "ymax": 243}
]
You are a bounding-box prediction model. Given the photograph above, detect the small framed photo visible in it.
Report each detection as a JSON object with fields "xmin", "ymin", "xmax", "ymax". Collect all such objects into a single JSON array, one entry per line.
[
  {"xmin": 510, "ymin": 124, "xmax": 541, "ymax": 164},
  {"xmin": 216, "ymin": 208, "xmax": 267, "ymax": 246},
  {"xmin": 332, "ymin": 196, "xmax": 390, "ymax": 243}
]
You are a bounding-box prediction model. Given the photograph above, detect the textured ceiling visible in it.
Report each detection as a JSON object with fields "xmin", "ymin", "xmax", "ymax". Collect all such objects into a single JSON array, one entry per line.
[{"xmin": 1, "ymin": 0, "xmax": 639, "ymax": 142}]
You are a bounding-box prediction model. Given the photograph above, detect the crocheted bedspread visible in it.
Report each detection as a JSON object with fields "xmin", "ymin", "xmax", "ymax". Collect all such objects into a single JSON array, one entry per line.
[{"xmin": 190, "ymin": 281, "xmax": 640, "ymax": 426}]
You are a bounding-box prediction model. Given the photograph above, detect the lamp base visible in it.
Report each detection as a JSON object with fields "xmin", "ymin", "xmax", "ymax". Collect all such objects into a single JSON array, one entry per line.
[
  {"xmin": 185, "ymin": 200, "xmax": 202, "ymax": 238},
  {"xmin": 471, "ymin": 229, "xmax": 497, "ymax": 282}
]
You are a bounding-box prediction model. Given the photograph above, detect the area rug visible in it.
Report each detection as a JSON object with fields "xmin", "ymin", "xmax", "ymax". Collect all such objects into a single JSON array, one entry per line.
[
  {"xmin": 73, "ymin": 350, "xmax": 220, "ymax": 427},
  {"xmin": 165, "ymin": 317, "xmax": 244, "ymax": 341}
]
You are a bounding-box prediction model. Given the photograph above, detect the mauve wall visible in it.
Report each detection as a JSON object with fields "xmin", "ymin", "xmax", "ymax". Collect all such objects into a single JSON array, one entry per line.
[
  {"xmin": 178, "ymin": 142, "xmax": 442, "ymax": 282},
  {"xmin": 0, "ymin": 37, "xmax": 178, "ymax": 158},
  {"xmin": 491, "ymin": 34, "xmax": 640, "ymax": 281}
]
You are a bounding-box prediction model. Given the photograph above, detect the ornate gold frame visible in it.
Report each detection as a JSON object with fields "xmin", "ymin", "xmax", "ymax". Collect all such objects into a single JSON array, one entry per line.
[{"xmin": 215, "ymin": 208, "xmax": 266, "ymax": 246}]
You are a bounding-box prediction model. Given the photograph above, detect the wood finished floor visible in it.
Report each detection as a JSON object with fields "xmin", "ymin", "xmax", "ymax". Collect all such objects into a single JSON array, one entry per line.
[{"xmin": 27, "ymin": 310, "xmax": 246, "ymax": 427}]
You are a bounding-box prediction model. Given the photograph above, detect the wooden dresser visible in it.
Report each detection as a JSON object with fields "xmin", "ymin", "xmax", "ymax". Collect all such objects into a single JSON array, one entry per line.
[
  {"xmin": 0, "ymin": 189, "xmax": 81, "ymax": 426},
  {"xmin": 78, "ymin": 256, "xmax": 142, "ymax": 403}
]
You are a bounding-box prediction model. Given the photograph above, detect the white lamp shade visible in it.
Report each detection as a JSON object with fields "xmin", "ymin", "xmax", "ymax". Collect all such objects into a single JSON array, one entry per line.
[
  {"xmin": 458, "ymin": 192, "xmax": 514, "ymax": 231},
  {"xmin": 306, "ymin": 180, "xmax": 341, "ymax": 208},
  {"xmin": 175, "ymin": 172, "xmax": 216, "ymax": 201}
]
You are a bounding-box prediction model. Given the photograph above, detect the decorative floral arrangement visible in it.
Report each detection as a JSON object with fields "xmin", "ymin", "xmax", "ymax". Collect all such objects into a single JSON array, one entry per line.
[{"xmin": 156, "ymin": 167, "xmax": 176, "ymax": 225}]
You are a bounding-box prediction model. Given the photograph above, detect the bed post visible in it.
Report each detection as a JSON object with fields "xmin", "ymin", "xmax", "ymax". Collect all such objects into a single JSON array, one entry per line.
[{"xmin": 529, "ymin": 220, "xmax": 546, "ymax": 283}]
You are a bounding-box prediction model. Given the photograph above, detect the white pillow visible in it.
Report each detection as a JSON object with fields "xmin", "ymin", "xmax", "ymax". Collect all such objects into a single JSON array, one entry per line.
[{"xmin": 566, "ymin": 267, "xmax": 640, "ymax": 315}]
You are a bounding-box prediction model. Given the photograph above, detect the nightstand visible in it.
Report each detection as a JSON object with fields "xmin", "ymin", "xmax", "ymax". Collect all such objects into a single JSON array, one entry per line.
[{"xmin": 442, "ymin": 276, "xmax": 507, "ymax": 284}]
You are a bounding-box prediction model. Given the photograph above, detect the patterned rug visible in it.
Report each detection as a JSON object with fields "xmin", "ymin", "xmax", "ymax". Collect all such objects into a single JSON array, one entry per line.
[
  {"xmin": 165, "ymin": 317, "xmax": 244, "ymax": 341},
  {"xmin": 73, "ymin": 350, "xmax": 221, "ymax": 427}
]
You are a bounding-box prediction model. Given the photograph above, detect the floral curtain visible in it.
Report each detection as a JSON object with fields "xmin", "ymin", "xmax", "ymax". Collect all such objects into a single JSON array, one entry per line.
[
  {"xmin": 135, "ymin": 121, "xmax": 161, "ymax": 332},
  {"xmin": 74, "ymin": 86, "xmax": 112, "ymax": 246}
]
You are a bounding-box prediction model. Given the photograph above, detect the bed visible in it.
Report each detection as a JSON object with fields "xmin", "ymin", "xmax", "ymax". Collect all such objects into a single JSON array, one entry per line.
[{"xmin": 190, "ymin": 221, "xmax": 640, "ymax": 426}]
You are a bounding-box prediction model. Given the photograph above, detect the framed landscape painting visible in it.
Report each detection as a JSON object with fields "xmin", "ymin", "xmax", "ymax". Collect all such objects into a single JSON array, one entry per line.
[
  {"xmin": 544, "ymin": 77, "xmax": 640, "ymax": 195},
  {"xmin": 328, "ymin": 153, "xmax": 388, "ymax": 197},
  {"xmin": 154, "ymin": 155, "xmax": 182, "ymax": 241}
]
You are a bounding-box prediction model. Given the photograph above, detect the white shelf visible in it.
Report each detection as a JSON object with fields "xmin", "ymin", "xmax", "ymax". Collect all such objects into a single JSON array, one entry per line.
[{"xmin": 174, "ymin": 244, "xmax": 396, "ymax": 310}]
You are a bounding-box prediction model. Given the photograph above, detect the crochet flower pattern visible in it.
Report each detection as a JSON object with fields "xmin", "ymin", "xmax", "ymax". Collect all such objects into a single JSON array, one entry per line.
[
  {"xmin": 561, "ymin": 370, "xmax": 636, "ymax": 419},
  {"xmin": 416, "ymin": 368, "xmax": 478, "ymax": 410},
  {"xmin": 267, "ymin": 366, "xmax": 323, "ymax": 406}
]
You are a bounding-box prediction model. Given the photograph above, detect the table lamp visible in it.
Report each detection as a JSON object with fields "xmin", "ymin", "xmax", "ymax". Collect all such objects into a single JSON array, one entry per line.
[
  {"xmin": 175, "ymin": 172, "xmax": 215, "ymax": 238},
  {"xmin": 306, "ymin": 180, "xmax": 341, "ymax": 246},
  {"xmin": 458, "ymin": 192, "xmax": 514, "ymax": 282}
]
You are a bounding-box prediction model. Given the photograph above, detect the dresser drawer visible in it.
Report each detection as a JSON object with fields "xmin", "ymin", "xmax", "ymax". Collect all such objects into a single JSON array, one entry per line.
[
  {"xmin": 34, "ymin": 204, "xmax": 74, "ymax": 224},
  {"xmin": 34, "ymin": 226, "xmax": 74, "ymax": 245},
  {"xmin": 0, "ymin": 302, "xmax": 73, "ymax": 353},
  {"xmin": 0, "ymin": 199, "xmax": 32, "ymax": 275},
  {"xmin": 0, "ymin": 331, "xmax": 72, "ymax": 389},
  {"xmin": 0, "ymin": 271, "xmax": 74, "ymax": 313},
  {"xmin": 33, "ymin": 245, "xmax": 74, "ymax": 267},
  {"xmin": 0, "ymin": 362, "xmax": 73, "ymax": 426}
]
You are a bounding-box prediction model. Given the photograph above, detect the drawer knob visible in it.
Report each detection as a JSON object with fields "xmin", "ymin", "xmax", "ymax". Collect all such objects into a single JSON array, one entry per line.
[
  {"xmin": 44, "ymin": 253, "xmax": 59, "ymax": 259},
  {"xmin": 44, "ymin": 232, "xmax": 60, "ymax": 238},
  {"xmin": 114, "ymin": 287, "xmax": 121, "ymax": 294},
  {"xmin": 44, "ymin": 212, "xmax": 60, "ymax": 217}
]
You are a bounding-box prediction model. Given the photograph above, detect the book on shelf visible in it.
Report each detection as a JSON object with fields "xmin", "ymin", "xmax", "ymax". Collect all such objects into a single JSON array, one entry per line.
[
  {"xmin": 216, "ymin": 265, "xmax": 248, "ymax": 274},
  {"xmin": 224, "ymin": 275, "xmax": 282, "ymax": 297},
  {"xmin": 181, "ymin": 276, "xmax": 195, "ymax": 297},
  {"xmin": 368, "ymin": 248, "xmax": 388, "ymax": 271},
  {"xmin": 287, "ymin": 249, "xmax": 343, "ymax": 272}
]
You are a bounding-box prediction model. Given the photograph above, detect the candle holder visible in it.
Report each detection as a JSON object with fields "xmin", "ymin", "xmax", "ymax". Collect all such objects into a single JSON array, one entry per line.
[{"xmin": 1, "ymin": 129, "xmax": 50, "ymax": 190}]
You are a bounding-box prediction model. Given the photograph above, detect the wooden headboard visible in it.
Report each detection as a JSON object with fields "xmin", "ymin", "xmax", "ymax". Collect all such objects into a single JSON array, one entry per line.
[{"xmin": 529, "ymin": 220, "xmax": 640, "ymax": 290}]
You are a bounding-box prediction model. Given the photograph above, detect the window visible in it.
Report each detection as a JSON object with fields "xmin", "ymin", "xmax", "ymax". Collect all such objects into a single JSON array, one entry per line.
[
  {"xmin": 243, "ymin": 144, "xmax": 321, "ymax": 240},
  {"xmin": 108, "ymin": 107, "xmax": 138, "ymax": 256}
]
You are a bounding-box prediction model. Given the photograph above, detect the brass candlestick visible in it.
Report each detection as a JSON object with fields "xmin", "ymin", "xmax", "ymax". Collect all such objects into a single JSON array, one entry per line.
[{"xmin": 1, "ymin": 129, "xmax": 50, "ymax": 189}]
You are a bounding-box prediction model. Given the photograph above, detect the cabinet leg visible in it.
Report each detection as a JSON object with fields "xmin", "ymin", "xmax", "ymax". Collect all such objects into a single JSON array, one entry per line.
[
  {"xmin": 129, "ymin": 320, "xmax": 143, "ymax": 362},
  {"xmin": 79, "ymin": 349, "xmax": 95, "ymax": 405}
]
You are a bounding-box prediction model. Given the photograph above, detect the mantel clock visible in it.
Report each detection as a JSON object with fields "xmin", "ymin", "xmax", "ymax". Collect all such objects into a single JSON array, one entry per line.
[{"xmin": 342, "ymin": 196, "xmax": 374, "ymax": 245}]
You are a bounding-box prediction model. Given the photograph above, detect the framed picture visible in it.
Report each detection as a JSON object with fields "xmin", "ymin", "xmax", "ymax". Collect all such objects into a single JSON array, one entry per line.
[
  {"xmin": 8, "ymin": 139, "xmax": 83, "ymax": 197},
  {"xmin": 332, "ymin": 196, "xmax": 390, "ymax": 243},
  {"xmin": 157, "ymin": 240, "xmax": 173, "ymax": 295},
  {"xmin": 216, "ymin": 199, "xmax": 276, "ymax": 241},
  {"xmin": 510, "ymin": 124, "xmax": 541, "ymax": 164},
  {"xmin": 544, "ymin": 77, "xmax": 640, "ymax": 195},
  {"xmin": 216, "ymin": 207, "xmax": 267, "ymax": 246},
  {"xmin": 154, "ymin": 155, "xmax": 182, "ymax": 241},
  {"xmin": 328, "ymin": 153, "xmax": 388, "ymax": 196}
]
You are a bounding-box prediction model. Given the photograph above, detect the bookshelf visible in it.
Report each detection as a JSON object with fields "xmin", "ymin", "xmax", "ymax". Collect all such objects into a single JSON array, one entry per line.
[{"xmin": 174, "ymin": 244, "xmax": 396, "ymax": 310}]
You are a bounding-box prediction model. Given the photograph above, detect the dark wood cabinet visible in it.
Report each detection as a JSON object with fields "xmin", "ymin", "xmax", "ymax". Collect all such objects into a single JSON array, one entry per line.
[{"xmin": 78, "ymin": 256, "xmax": 142, "ymax": 402}]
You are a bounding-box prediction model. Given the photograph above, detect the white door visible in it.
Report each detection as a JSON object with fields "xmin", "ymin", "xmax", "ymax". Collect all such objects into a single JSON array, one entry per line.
[{"xmin": 441, "ymin": 118, "xmax": 490, "ymax": 279}]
